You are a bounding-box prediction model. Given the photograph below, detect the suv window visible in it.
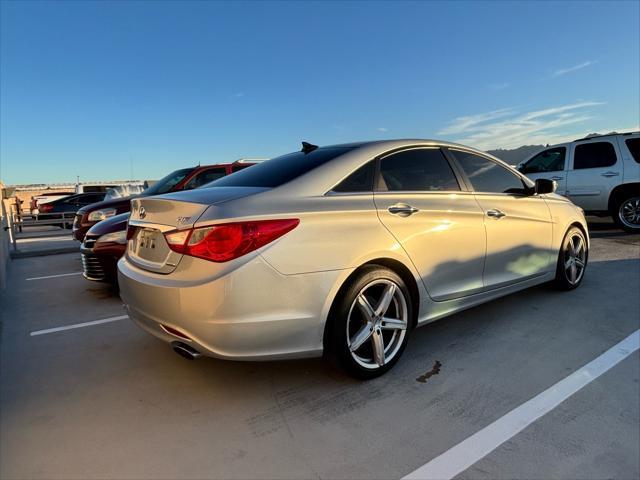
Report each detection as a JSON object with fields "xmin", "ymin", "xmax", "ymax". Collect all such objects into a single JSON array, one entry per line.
[
  {"xmin": 519, "ymin": 147, "xmax": 566, "ymax": 174},
  {"xmin": 332, "ymin": 161, "xmax": 375, "ymax": 192},
  {"xmin": 573, "ymin": 141, "xmax": 617, "ymax": 169},
  {"xmin": 206, "ymin": 147, "xmax": 355, "ymax": 188},
  {"xmin": 451, "ymin": 150, "xmax": 527, "ymax": 194},
  {"xmin": 184, "ymin": 168, "xmax": 227, "ymax": 189},
  {"xmin": 378, "ymin": 149, "xmax": 460, "ymax": 192},
  {"xmin": 625, "ymin": 138, "xmax": 640, "ymax": 163}
]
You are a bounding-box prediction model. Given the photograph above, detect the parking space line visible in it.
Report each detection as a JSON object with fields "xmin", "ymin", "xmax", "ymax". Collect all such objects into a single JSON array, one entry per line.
[
  {"xmin": 30, "ymin": 315, "xmax": 128, "ymax": 336},
  {"xmin": 403, "ymin": 329, "xmax": 640, "ymax": 480},
  {"xmin": 26, "ymin": 272, "xmax": 83, "ymax": 281}
]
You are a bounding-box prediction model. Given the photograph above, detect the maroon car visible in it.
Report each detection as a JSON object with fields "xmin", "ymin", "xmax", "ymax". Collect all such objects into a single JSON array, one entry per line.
[
  {"xmin": 73, "ymin": 160, "xmax": 259, "ymax": 242},
  {"xmin": 79, "ymin": 159, "xmax": 262, "ymax": 283}
]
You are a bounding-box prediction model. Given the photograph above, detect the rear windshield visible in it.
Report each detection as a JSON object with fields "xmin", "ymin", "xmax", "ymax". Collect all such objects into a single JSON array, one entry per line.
[{"xmin": 203, "ymin": 147, "xmax": 354, "ymax": 188}]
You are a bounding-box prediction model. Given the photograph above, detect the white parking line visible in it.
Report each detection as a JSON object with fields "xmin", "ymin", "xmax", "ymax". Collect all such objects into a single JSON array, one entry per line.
[
  {"xmin": 403, "ymin": 329, "xmax": 640, "ymax": 480},
  {"xmin": 26, "ymin": 272, "xmax": 83, "ymax": 281},
  {"xmin": 30, "ymin": 315, "xmax": 128, "ymax": 336}
]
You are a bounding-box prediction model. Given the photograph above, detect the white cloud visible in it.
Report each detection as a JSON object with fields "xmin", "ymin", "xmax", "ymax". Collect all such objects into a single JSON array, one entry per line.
[
  {"xmin": 437, "ymin": 101, "xmax": 606, "ymax": 150},
  {"xmin": 552, "ymin": 60, "xmax": 597, "ymax": 77},
  {"xmin": 377, "ymin": 127, "xmax": 388, "ymax": 132}
]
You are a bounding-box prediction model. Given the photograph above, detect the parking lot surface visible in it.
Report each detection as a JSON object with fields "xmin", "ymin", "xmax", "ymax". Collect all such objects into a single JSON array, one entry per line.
[{"xmin": 1, "ymin": 220, "xmax": 638, "ymax": 479}]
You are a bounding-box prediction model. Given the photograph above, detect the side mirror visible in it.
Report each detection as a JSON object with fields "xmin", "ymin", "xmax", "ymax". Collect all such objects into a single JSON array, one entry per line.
[{"xmin": 535, "ymin": 178, "xmax": 556, "ymax": 195}]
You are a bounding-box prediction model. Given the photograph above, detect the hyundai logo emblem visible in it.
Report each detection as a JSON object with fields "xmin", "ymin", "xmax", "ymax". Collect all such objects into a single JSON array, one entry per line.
[{"xmin": 139, "ymin": 206, "xmax": 146, "ymax": 219}]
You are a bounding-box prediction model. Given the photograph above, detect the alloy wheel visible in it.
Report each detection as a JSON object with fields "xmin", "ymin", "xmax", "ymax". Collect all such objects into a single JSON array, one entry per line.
[
  {"xmin": 563, "ymin": 233, "xmax": 587, "ymax": 286},
  {"xmin": 346, "ymin": 279, "xmax": 408, "ymax": 370},
  {"xmin": 619, "ymin": 197, "xmax": 640, "ymax": 229}
]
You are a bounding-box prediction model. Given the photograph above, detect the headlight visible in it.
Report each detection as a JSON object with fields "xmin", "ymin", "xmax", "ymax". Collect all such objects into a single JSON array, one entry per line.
[
  {"xmin": 88, "ymin": 208, "xmax": 117, "ymax": 222},
  {"xmin": 97, "ymin": 230, "xmax": 127, "ymax": 245}
]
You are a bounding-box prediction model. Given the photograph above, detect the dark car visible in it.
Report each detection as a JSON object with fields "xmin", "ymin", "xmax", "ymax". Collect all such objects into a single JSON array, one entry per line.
[
  {"xmin": 72, "ymin": 160, "xmax": 260, "ymax": 242},
  {"xmin": 38, "ymin": 192, "xmax": 107, "ymax": 227},
  {"xmin": 79, "ymin": 159, "xmax": 263, "ymax": 283},
  {"xmin": 81, "ymin": 212, "xmax": 129, "ymax": 282}
]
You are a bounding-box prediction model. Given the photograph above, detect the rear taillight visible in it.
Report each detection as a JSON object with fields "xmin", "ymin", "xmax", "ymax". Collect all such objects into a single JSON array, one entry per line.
[
  {"xmin": 39, "ymin": 204, "xmax": 53, "ymax": 213},
  {"xmin": 164, "ymin": 219, "xmax": 299, "ymax": 262}
]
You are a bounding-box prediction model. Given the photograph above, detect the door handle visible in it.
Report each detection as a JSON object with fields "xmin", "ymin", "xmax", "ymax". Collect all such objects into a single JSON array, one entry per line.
[
  {"xmin": 550, "ymin": 176, "xmax": 564, "ymax": 181},
  {"xmin": 601, "ymin": 171, "xmax": 620, "ymax": 177},
  {"xmin": 388, "ymin": 203, "xmax": 419, "ymax": 217},
  {"xmin": 486, "ymin": 209, "xmax": 506, "ymax": 219}
]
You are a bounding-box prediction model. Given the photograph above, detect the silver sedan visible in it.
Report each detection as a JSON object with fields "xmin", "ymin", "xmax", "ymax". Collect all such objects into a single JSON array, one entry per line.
[{"xmin": 118, "ymin": 140, "xmax": 589, "ymax": 378}]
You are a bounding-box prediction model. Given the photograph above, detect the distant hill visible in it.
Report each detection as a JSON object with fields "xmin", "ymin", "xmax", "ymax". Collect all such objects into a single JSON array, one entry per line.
[{"xmin": 487, "ymin": 145, "xmax": 545, "ymax": 165}]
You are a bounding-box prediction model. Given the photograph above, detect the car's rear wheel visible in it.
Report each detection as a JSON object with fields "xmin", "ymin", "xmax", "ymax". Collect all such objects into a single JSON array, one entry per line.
[
  {"xmin": 327, "ymin": 266, "xmax": 412, "ymax": 379},
  {"xmin": 613, "ymin": 195, "xmax": 640, "ymax": 232},
  {"xmin": 554, "ymin": 226, "xmax": 588, "ymax": 290}
]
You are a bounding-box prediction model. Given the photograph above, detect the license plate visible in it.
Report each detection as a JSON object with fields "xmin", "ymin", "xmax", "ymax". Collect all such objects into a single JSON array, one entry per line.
[{"xmin": 137, "ymin": 229, "xmax": 158, "ymax": 250}]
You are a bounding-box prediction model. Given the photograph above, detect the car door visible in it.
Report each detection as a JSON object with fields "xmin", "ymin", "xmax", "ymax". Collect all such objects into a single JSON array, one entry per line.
[
  {"xmin": 373, "ymin": 147, "xmax": 486, "ymax": 301},
  {"xmin": 448, "ymin": 148, "xmax": 554, "ymax": 289},
  {"xmin": 566, "ymin": 140, "xmax": 621, "ymax": 211},
  {"xmin": 517, "ymin": 146, "xmax": 568, "ymax": 195}
]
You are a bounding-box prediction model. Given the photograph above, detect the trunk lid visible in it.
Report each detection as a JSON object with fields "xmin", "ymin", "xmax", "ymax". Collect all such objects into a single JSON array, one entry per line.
[{"xmin": 127, "ymin": 187, "xmax": 266, "ymax": 273}]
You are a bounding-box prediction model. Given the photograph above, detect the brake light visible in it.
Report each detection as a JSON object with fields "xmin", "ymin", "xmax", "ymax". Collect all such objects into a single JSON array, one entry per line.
[
  {"xmin": 39, "ymin": 204, "xmax": 53, "ymax": 213},
  {"xmin": 164, "ymin": 219, "xmax": 299, "ymax": 262}
]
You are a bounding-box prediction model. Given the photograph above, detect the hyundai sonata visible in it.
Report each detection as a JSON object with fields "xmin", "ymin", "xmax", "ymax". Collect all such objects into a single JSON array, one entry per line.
[{"xmin": 118, "ymin": 140, "xmax": 588, "ymax": 378}]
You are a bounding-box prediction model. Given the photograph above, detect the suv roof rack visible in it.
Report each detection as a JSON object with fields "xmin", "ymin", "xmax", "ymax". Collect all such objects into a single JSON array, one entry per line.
[
  {"xmin": 573, "ymin": 131, "xmax": 640, "ymax": 142},
  {"xmin": 233, "ymin": 157, "xmax": 269, "ymax": 164}
]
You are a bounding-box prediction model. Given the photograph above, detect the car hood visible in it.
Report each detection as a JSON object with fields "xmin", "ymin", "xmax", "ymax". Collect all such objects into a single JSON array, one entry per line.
[
  {"xmin": 77, "ymin": 195, "xmax": 140, "ymax": 215},
  {"xmin": 87, "ymin": 212, "xmax": 131, "ymax": 236}
]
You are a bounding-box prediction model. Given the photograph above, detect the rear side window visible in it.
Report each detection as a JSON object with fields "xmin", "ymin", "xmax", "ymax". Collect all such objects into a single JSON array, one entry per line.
[
  {"xmin": 332, "ymin": 161, "xmax": 375, "ymax": 192},
  {"xmin": 519, "ymin": 147, "xmax": 566, "ymax": 173},
  {"xmin": 378, "ymin": 148, "xmax": 460, "ymax": 192},
  {"xmin": 625, "ymin": 138, "xmax": 640, "ymax": 163},
  {"xmin": 205, "ymin": 147, "xmax": 354, "ymax": 188},
  {"xmin": 573, "ymin": 142, "xmax": 617, "ymax": 169},
  {"xmin": 450, "ymin": 150, "xmax": 527, "ymax": 195}
]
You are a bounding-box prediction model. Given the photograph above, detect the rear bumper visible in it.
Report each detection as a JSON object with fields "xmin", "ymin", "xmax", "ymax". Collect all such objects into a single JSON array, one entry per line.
[{"xmin": 118, "ymin": 255, "xmax": 348, "ymax": 360}]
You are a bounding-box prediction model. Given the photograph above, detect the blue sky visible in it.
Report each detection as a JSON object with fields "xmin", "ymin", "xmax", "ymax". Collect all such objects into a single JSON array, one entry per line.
[{"xmin": 1, "ymin": 0, "xmax": 638, "ymax": 185}]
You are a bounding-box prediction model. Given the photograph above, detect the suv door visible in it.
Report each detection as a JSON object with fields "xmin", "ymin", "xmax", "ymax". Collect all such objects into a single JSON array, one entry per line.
[
  {"xmin": 518, "ymin": 146, "xmax": 568, "ymax": 195},
  {"xmin": 566, "ymin": 140, "xmax": 621, "ymax": 211},
  {"xmin": 373, "ymin": 147, "xmax": 486, "ymax": 301},
  {"xmin": 448, "ymin": 149, "xmax": 553, "ymax": 289}
]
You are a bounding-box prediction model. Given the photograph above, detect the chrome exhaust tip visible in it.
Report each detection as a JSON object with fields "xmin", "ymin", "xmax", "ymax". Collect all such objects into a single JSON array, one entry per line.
[{"xmin": 171, "ymin": 342, "xmax": 201, "ymax": 360}]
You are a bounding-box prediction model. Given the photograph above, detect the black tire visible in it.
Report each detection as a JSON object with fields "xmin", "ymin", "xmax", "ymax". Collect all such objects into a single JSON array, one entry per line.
[
  {"xmin": 325, "ymin": 265, "xmax": 413, "ymax": 379},
  {"xmin": 553, "ymin": 226, "xmax": 588, "ymax": 290},
  {"xmin": 611, "ymin": 195, "xmax": 640, "ymax": 233}
]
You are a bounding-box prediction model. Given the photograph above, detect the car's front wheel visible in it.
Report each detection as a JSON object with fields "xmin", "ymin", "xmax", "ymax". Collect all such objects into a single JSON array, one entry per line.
[
  {"xmin": 554, "ymin": 226, "xmax": 588, "ymax": 290},
  {"xmin": 327, "ymin": 265, "xmax": 412, "ymax": 379},
  {"xmin": 613, "ymin": 195, "xmax": 640, "ymax": 232}
]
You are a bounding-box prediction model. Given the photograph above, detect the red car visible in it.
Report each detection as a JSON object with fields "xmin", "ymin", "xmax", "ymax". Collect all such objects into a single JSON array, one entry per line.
[
  {"xmin": 73, "ymin": 160, "xmax": 260, "ymax": 242},
  {"xmin": 78, "ymin": 159, "xmax": 262, "ymax": 283}
]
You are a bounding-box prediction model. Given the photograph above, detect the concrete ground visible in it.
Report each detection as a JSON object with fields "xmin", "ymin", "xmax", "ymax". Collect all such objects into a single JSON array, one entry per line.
[
  {"xmin": 11, "ymin": 225, "xmax": 77, "ymax": 256},
  {"xmin": 1, "ymin": 219, "xmax": 638, "ymax": 479}
]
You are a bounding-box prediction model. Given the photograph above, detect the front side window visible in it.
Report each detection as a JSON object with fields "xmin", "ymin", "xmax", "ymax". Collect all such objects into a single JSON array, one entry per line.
[
  {"xmin": 451, "ymin": 150, "xmax": 527, "ymax": 194},
  {"xmin": 184, "ymin": 168, "xmax": 227, "ymax": 190},
  {"xmin": 519, "ymin": 147, "xmax": 566, "ymax": 174},
  {"xmin": 625, "ymin": 138, "xmax": 640, "ymax": 164},
  {"xmin": 378, "ymin": 148, "xmax": 460, "ymax": 192},
  {"xmin": 332, "ymin": 161, "xmax": 375, "ymax": 192},
  {"xmin": 573, "ymin": 142, "xmax": 617, "ymax": 169}
]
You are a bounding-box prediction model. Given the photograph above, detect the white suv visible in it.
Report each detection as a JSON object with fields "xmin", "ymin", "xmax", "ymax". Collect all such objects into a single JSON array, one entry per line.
[{"xmin": 518, "ymin": 132, "xmax": 640, "ymax": 232}]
